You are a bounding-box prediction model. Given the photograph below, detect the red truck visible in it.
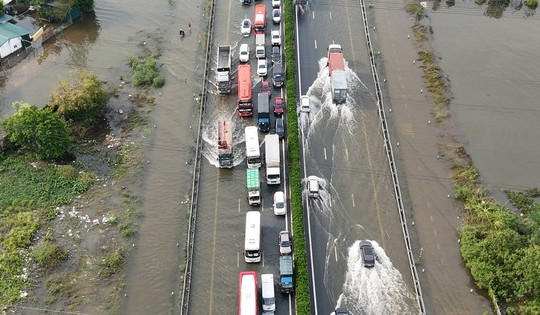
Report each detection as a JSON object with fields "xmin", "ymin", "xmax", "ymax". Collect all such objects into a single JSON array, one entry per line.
[{"xmin": 327, "ymin": 44, "xmax": 348, "ymax": 104}]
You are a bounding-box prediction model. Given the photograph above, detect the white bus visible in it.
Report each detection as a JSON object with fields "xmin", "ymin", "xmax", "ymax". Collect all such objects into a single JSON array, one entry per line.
[
  {"xmin": 238, "ymin": 271, "xmax": 258, "ymax": 315},
  {"xmin": 245, "ymin": 126, "xmax": 261, "ymax": 168},
  {"xmin": 244, "ymin": 211, "xmax": 261, "ymax": 263}
]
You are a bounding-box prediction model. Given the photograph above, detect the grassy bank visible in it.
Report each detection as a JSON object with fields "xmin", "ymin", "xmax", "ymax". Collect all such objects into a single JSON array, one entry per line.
[
  {"xmin": 0, "ymin": 154, "xmax": 93, "ymax": 305},
  {"xmin": 284, "ymin": 1, "xmax": 311, "ymax": 313},
  {"xmin": 445, "ymin": 145, "xmax": 540, "ymax": 313}
]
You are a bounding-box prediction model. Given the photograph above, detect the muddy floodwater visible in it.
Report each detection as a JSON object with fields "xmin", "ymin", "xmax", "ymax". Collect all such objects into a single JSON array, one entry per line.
[
  {"xmin": 428, "ymin": 4, "xmax": 540, "ymax": 197},
  {"xmin": 1, "ymin": 0, "xmax": 204, "ymax": 313}
]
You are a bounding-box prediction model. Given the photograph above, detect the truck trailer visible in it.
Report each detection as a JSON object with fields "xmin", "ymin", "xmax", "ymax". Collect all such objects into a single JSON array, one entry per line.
[
  {"xmin": 217, "ymin": 45, "xmax": 232, "ymax": 94},
  {"xmin": 257, "ymin": 92, "xmax": 270, "ymax": 132},
  {"xmin": 279, "ymin": 256, "xmax": 294, "ymax": 293},
  {"xmin": 246, "ymin": 168, "xmax": 261, "ymax": 206},
  {"xmin": 327, "ymin": 44, "xmax": 348, "ymax": 104},
  {"xmin": 264, "ymin": 134, "xmax": 280, "ymax": 185},
  {"xmin": 217, "ymin": 119, "xmax": 234, "ymax": 168}
]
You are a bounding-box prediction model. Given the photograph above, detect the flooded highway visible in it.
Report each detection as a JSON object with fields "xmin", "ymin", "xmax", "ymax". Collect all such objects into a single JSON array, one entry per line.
[
  {"xmin": 185, "ymin": 0, "xmax": 293, "ymax": 314},
  {"xmin": 295, "ymin": 1, "xmax": 420, "ymax": 313}
]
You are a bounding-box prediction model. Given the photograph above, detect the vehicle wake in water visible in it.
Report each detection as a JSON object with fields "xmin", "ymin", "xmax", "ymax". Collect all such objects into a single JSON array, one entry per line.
[
  {"xmin": 335, "ymin": 241, "xmax": 418, "ymax": 315},
  {"xmin": 201, "ymin": 109, "xmax": 245, "ymax": 167},
  {"xmin": 299, "ymin": 57, "xmax": 374, "ymax": 145}
]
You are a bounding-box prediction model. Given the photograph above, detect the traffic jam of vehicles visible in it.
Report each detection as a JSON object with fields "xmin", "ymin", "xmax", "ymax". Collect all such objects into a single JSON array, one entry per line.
[
  {"xmin": 215, "ymin": 1, "xmax": 295, "ymax": 314},
  {"xmin": 215, "ymin": 1, "xmax": 363, "ymax": 314}
]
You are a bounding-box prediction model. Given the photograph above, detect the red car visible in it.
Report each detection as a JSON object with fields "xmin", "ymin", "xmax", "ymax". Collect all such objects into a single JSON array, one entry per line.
[
  {"xmin": 260, "ymin": 80, "xmax": 271, "ymax": 98},
  {"xmin": 273, "ymin": 97, "xmax": 285, "ymax": 116}
]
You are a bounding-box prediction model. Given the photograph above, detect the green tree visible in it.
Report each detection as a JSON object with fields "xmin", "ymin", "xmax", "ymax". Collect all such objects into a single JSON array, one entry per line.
[
  {"xmin": 37, "ymin": 0, "xmax": 75, "ymax": 21},
  {"xmin": 2, "ymin": 103, "xmax": 72, "ymax": 159},
  {"xmin": 76, "ymin": 0, "xmax": 94, "ymax": 12},
  {"xmin": 48, "ymin": 70, "xmax": 107, "ymax": 125}
]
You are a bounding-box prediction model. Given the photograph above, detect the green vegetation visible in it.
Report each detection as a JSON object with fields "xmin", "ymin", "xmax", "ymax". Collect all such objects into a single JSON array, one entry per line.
[
  {"xmin": 405, "ymin": 2, "xmax": 424, "ymax": 17},
  {"xmin": 32, "ymin": 237, "xmax": 67, "ymax": 269},
  {"xmin": 0, "ymin": 154, "xmax": 93, "ymax": 305},
  {"xmin": 284, "ymin": 1, "xmax": 310, "ymax": 313},
  {"xmin": 99, "ymin": 247, "xmax": 125, "ymax": 277},
  {"xmin": 441, "ymin": 141, "xmax": 540, "ymax": 312},
  {"xmin": 524, "ymin": 0, "xmax": 538, "ymax": 7},
  {"xmin": 417, "ymin": 50, "xmax": 450, "ymax": 122},
  {"xmin": 3, "ymin": 103, "xmax": 73, "ymax": 159},
  {"xmin": 412, "ymin": 24, "xmax": 428, "ymax": 42},
  {"xmin": 48, "ymin": 70, "xmax": 107, "ymax": 126},
  {"xmin": 129, "ymin": 56, "xmax": 165, "ymax": 88}
]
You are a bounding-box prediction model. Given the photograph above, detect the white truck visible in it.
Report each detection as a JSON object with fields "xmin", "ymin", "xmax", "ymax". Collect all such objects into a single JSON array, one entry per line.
[
  {"xmin": 264, "ymin": 134, "xmax": 281, "ymax": 185},
  {"xmin": 217, "ymin": 45, "xmax": 232, "ymax": 94},
  {"xmin": 255, "ymin": 33, "xmax": 265, "ymax": 59},
  {"xmin": 328, "ymin": 44, "xmax": 348, "ymax": 104}
]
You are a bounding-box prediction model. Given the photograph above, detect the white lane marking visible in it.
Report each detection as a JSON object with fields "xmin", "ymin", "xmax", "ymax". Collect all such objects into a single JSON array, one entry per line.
[
  {"xmin": 312, "ymin": 11, "xmax": 315, "ymax": 19},
  {"xmin": 332, "ymin": 144, "xmax": 335, "ymax": 161},
  {"xmin": 238, "ymin": 199, "xmax": 241, "ymax": 212},
  {"xmin": 282, "ymin": 139, "xmax": 290, "ymax": 232},
  {"xmin": 237, "ymin": 252, "xmax": 240, "ymax": 267},
  {"xmin": 314, "ymin": 39, "xmax": 317, "ymax": 49},
  {"xmin": 334, "ymin": 246, "xmax": 338, "ymax": 262},
  {"xmin": 330, "ymin": 12, "xmax": 332, "ymax": 20},
  {"xmin": 352, "ymin": 193, "xmax": 356, "ymax": 207},
  {"xmin": 296, "ymin": 5, "xmax": 318, "ymax": 314},
  {"xmin": 323, "ymin": 147, "xmax": 327, "ymax": 160},
  {"xmin": 345, "ymin": 147, "xmax": 349, "ymax": 161}
]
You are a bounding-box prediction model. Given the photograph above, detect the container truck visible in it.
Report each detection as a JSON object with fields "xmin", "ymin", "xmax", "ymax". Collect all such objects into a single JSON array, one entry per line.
[
  {"xmin": 246, "ymin": 168, "xmax": 261, "ymax": 206},
  {"xmin": 217, "ymin": 45, "xmax": 232, "ymax": 94},
  {"xmin": 264, "ymin": 134, "xmax": 280, "ymax": 185},
  {"xmin": 217, "ymin": 119, "xmax": 233, "ymax": 168},
  {"xmin": 279, "ymin": 256, "xmax": 294, "ymax": 293},
  {"xmin": 257, "ymin": 92, "xmax": 270, "ymax": 132},
  {"xmin": 327, "ymin": 44, "xmax": 348, "ymax": 104}
]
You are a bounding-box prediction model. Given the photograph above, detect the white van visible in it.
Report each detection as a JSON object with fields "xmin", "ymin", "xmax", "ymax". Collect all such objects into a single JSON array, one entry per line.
[
  {"xmin": 261, "ymin": 274, "xmax": 276, "ymax": 312},
  {"xmin": 273, "ymin": 191, "xmax": 286, "ymax": 215}
]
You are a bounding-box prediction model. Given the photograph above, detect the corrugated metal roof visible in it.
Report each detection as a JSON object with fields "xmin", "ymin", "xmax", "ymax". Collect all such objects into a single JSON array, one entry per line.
[
  {"xmin": 0, "ymin": 14, "xmax": 14, "ymax": 24},
  {"xmin": 0, "ymin": 22, "xmax": 29, "ymax": 46}
]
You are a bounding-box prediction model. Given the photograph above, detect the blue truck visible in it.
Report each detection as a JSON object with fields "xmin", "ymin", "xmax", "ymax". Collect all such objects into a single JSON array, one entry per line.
[
  {"xmin": 257, "ymin": 92, "xmax": 270, "ymax": 132},
  {"xmin": 279, "ymin": 256, "xmax": 294, "ymax": 293}
]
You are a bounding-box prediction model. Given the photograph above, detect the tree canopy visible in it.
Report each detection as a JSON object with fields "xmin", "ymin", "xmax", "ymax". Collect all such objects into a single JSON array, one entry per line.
[
  {"xmin": 48, "ymin": 70, "xmax": 107, "ymax": 125},
  {"xmin": 2, "ymin": 102, "xmax": 72, "ymax": 159}
]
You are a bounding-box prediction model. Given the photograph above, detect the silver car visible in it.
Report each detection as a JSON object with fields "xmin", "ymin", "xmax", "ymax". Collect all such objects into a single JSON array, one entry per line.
[{"xmin": 278, "ymin": 231, "xmax": 292, "ymax": 255}]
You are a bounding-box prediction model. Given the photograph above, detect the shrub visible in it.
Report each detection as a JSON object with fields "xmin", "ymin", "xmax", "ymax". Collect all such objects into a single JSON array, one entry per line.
[
  {"xmin": 32, "ymin": 239, "xmax": 67, "ymax": 268},
  {"xmin": 129, "ymin": 56, "xmax": 165, "ymax": 88},
  {"xmin": 48, "ymin": 70, "xmax": 107, "ymax": 125},
  {"xmin": 2, "ymin": 103, "xmax": 73, "ymax": 159}
]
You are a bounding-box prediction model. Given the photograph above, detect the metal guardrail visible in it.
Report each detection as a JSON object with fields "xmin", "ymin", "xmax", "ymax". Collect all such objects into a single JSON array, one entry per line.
[
  {"xmin": 357, "ymin": 0, "xmax": 426, "ymax": 313},
  {"xmin": 180, "ymin": 0, "xmax": 217, "ymax": 314}
]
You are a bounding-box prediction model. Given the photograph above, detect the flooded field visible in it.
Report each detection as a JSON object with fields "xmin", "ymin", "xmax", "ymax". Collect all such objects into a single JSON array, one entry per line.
[
  {"xmin": 428, "ymin": 3, "xmax": 540, "ymax": 198},
  {"xmin": 1, "ymin": 0, "xmax": 205, "ymax": 313}
]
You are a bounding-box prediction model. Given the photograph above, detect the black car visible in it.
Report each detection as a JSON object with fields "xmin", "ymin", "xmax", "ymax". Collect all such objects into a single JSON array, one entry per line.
[
  {"xmin": 359, "ymin": 240, "xmax": 375, "ymax": 268},
  {"xmin": 275, "ymin": 117, "xmax": 285, "ymax": 139},
  {"xmin": 271, "ymin": 46, "xmax": 281, "ymax": 64},
  {"xmin": 332, "ymin": 307, "xmax": 350, "ymax": 315}
]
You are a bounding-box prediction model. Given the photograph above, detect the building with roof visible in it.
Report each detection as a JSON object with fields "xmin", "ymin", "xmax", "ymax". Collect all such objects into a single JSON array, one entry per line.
[{"xmin": 0, "ymin": 22, "xmax": 30, "ymax": 59}]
